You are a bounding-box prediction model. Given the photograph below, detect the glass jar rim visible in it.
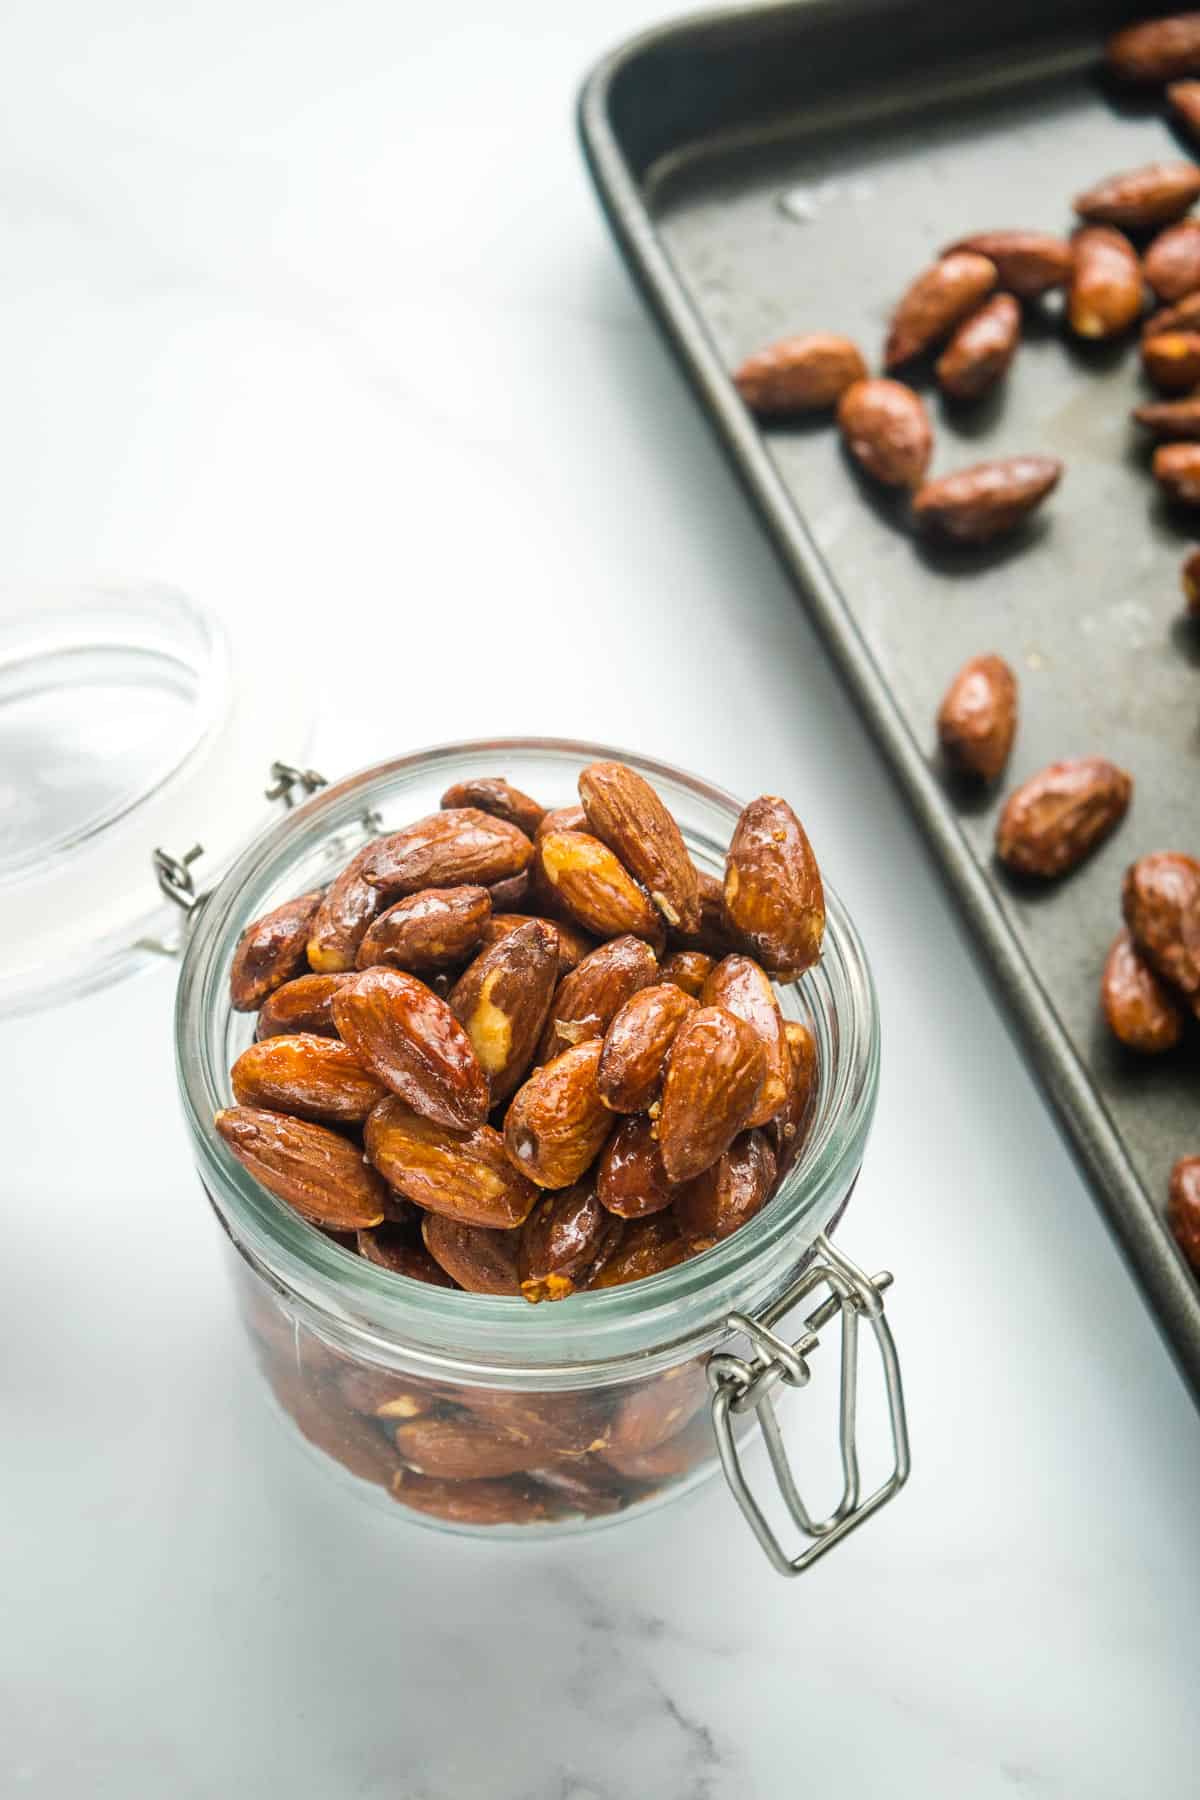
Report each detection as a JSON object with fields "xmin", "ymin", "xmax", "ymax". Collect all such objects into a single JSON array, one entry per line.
[{"xmin": 176, "ymin": 738, "xmax": 880, "ymax": 1380}]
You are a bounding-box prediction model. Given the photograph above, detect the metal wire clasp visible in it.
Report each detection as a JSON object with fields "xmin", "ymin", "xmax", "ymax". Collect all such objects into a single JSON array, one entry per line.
[
  {"xmin": 707, "ymin": 1234, "xmax": 909, "ymax": 1577},
  {"xmin": 152, "ymin": 758, "xmax": 328, "ymax": 920}
]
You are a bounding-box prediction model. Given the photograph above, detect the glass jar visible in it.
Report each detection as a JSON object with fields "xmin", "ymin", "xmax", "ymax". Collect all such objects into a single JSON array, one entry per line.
[{"xmin": 176, "ymin": 739, "xmax": 908, "ymax": 1571}]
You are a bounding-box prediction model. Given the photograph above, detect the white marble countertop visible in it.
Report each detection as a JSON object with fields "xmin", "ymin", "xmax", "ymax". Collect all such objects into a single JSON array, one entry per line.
[{"xmin": 2, "ymin": 2, "xmax": 1198, "ymax": 1794}]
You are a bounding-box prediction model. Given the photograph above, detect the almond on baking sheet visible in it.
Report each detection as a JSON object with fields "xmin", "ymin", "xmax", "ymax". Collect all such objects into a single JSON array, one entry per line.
[
  {"xmin": 940, "ymin": 230, "xmax": 1072, "ymax": 297},
  {"xmin": 503, "ymin": 1039, "xmax": 614, "ymax": 1190},
  {"xmin": 420, "ymin": 1213, "xmax": 522, "ymax": 1294},
  {"xmin": 1108, "ymin": 16, "xmax": 1200, "ymax": 82},
  {"xmin": 518, "ymin": 1181, "xmax": 615, "ymax": 1302},
  {"xmin": 732, "ymin": 331, "xmax": 868, "ymax": 415},
  {"xmin": 230, "ymin": 890, "xmax": 322, "ymax": 1010},
  {"xmin": 884, "ymin": 252, "xmax": 998, "ymax": 368},
  {"xmin": 836, "ymin": 378, "xmax": 932, "ymax": 487},
  {"xmin": 935, "ymin": 293, "xmax": 1021, "ymax": 402},
  {"xmin": 1153, "ymin": 441, "xmax": 1200, "ymax": 502},
  {"xmin": 255, "ymin": 971, "xmax": 355, "ymax": 1039},
  {"xmin": 537, "ymin": 828, "xmax": 664, "ymax": 944},
  {"xmin": 538, "ymin": 934, "xmax": 659, "ymax": 1062},
  {"xmin": 674, "ymin": 1130, "xmax": 777, "ymax": 1249},
  {"xmin": 1142, "ymin": 219, "xmax": 1200, "ymax": 300},
  {"xmin": 723, "ymin": 795, "xmax": 825, "ymax": 980},
  {"xmin": 597, "ymin": 1114, "xmax": 678, "ymax": 1220},
  {"xmin": 439, "ymin": 776, "xmax": 546, "ymax": 839},
  {"xmin": 215, "ymin": 1106, "xmax": 388, "ymax": 1231},
  {"xmin": 333, "ymin": 967, "xmax": 489, "ymax": 1130},
  {"xmin": 231, "ymin": 1034, "xmax": 386, "ymax": 1124},
  {"xmin": 355, "ymin": 885, "xmax": 492, "ymax": 973},
  {"xmin": 449, "ymin": 918, "xmax": 559, "ymax": 1103},
  {"xmin": 596, "ymin": 982, "xmax": 698, "ymax": 1112},
  {"xmin": 1141, "ymin": 329, "xmax": 1200, "ymax": 390},
  {"xmin": 936, "ymin": 653, "xmax": 1018, "ymax": 782},
  {"xmin": 995, "ymin": 758, "xmax": 1132, "ymax": 879},
  {"xmin": 1100, "ymin": 929, "xmax": 1186, "ymax": 1053},
  {"xmin": 364, "ymin": 1097, "xmax": 536, "ymax": 1228},
  {"xmin": 363, "ymin": 809, "xmax": 533, "ymax": 899},
  {"xmin": 658, "ymin": 1005, "xmax": 766, "ymax": 1184},
  {"xmin": 1122, "ymin": 852, "xmax": 1200, "ymax": 994},
  {"xmin": 578, "ymin": 760, "xmax": 701, "ymax": 934},
  {"xmin": 1067, "ymin": 226, "xmax": 1144, "ymax": 338},
  {"xmin": 1132, "ymin": 395, "xmax": 1200, "ymax": 437},
  {"xmin": 307, "ymin": 845, "xmax": 384, "ymax": 974},
  {"xmin": 913, "ymin": 456, "xmax": 1063, "ymax": 543},
  {"xmin": 701, "ymin": 955, "xmax": 790, "ymax": 1127},
  {"xmin": 1074, "ymin": 161, "xmax": 1200, "ymax": 231}
]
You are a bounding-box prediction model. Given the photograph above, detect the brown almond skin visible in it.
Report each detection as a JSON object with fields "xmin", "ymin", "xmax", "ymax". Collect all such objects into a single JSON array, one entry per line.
[
  {"xmin": 270, "ymin": 1375, "xmax": 401, "ymax": 1490},
  {"xmin": 420, "ymin": 1213, "xmax": 522, "ymax": 1294},
  {"xmin": 1132, "ymin": 395, "xmax": 1200, "ymax": 438},
  {"xmin": 539, "ymin": 934, "xmax": 660, "ymax": 1062},
  {"xmin": 578, "ymin": 760, "xmax": 701, "ymax": 934},
  {"xmin": 356, "ymin": 1225, "xmax": 457, "ymax": 1286},
  {"xmin": 1142, "ymin": 330, "xmax": 1200, "ymax": 390},
  {"xmin": 701, "ymin": 955, "xmax": 790, "ymax": 1128},
  {"xmin": 479, "ymin": 913, "xmax": 597, "ymax": 976},
  {"xmin": 597, "ymin": 982, "xmax": 698, "ymax": 1112},
  {"xmin": 935, "ymin": 294, "xmax": 1021, "ymax": 401},
  {"xmin": 668, "ymin": 869, "xmax": 746, "ymax": 959},
  {"xmin": 732, "ymin": 332, "xmax": 868, "ymax": 416},
  {"xmin": 1074, "ymin": 161, "xmax": 1200, "ymax": 232},
  {"xmin": 587, "ymin": 1214, "xmax": 691, "ymax": 1288},
  {"xmin": 1122, "ymin": 852, "xmax": 1200, "ymax": 994},
  {"xmin": 1101, "ymin": 929, "xmax": 1186, "ymax": 1054},
  {"xmin": 395, "ymin": 1413, "xmax": 537, "ymax": 1479},
  {"xmin": 1182, "ymin": 547, "xmax": 1200, "ymax": 611},
  {"xmin": 307, "ymin": 845, "xmax": 384, "ymax": 974},
  {"xmin": 449, "ymin": 919, "xmax": 559, "ymax": 1103},
  {"xmin": 355, "ymin": 885, "xmax": 491, "ymax": 973},
  {"xmin": 362, "ymin": 808, "xmax": 533, "ymax": 900},
  {"xmin": 256, "ymin": 971, "xmax": 355, "ymax": 1039},
  {"xmin": 1153, "ymin": 441, "xmax": 1200, "ymax": 502},
  {"xmin": 941, "ymin": 231, "xmax": 1073, "ymax": 298},
  {"xmin": 333, "ymin": 967, "xmax": 489, "ymax": 1130},
  {"xmin": 535, "ymin": 803, "xmax": 587, "ymax": 842},
  {"xmin": 769, "ymin": 1020, "xmax": 817, "ymax": 1181},
  {"xmin": 658, "ymin": 1005, "xmax": 766, "ymax": 1184},
  {"xmin": 486, "ymin": 869, "xmax": 534, "ymax": 911},
  {"xmin": 391, "ymin": 1470, "xmax": 555, "ymax": 1526},
  {"xmin": 1108, "ymin": 17, "xmax": 1200, "ymax": 82},
  {"xmin": 597, "ymin": 1114, "xmax": 678, "ymax": 1220},
  {"xmin": 607, "ymin": 1362, "xmax": 709, "ymax": 1454},
  {"xmin": 674, "ymin": 1130, "xmax": 777, "ymax": 1249},
  {"xmin": 1168, "ymin": 1157, "xmax": 1200, "ymax": 1274},
  {"xmin": 884, "ymin": 252, "xmax": 998, "ymax": 368},
  {"xmin": 364, "ymin": 1097, "xmax": 536, "ymax": 1228},
  {"xmin": 836, "ymin": 378, "xmax": 932, "ymax": 487},
  {"xmin": 503, "ymin": 1039, "xmax": 613, "ymax": 1190},
  {"xmin": 215, "ymin": 1106, "xmax": 387, "ymax": 1230},
  {"xmin": 913, "ymin": 455, "xmax": 1063, "ymax": 543},
  {"xmin": 724, "ymin": 795, "xmax": 825, "ymax": 981},
  {"xmin": 537, "ymin": 829, "xmax": 663, "ymax": 944},
  {"xmin": 334, "ymin": 1362, "xmax": 445, "ymax": 1418},
  {"xmin": 518, "ymin": 1181, "xmax": 613, "ymax": 1302},
  {"xmin": 230, "ymin": 891, "xmax": 322, "ymax": 1009},
  {"xmin": 1068, "ymin": 227, "xmax": 1144, "ymax": 339},
  {"xmin": 231, "ymin": 1034, "xmax": 386, "ymax": 1124},
  {"xmin": 1142, "ymin": 289, "xmax": 1200, "ymax": 337},
  {"xmin": 936, "ymin": 653, "xmax": 1018, "ymax": 782},
  {"xmin": 439, "ymin": 777, "xmax": 545, "ymax": 839},
  {"xmin": 601, "ymin": 1411, "xmax": 712, "ymax": 1482},
  {"xmin": 1168, "ymin": 77, "xmax": 1200, "ymax": 138},
  {"xmin": 995, "ymin": 758, "xmax": 1132, "ymax": 879},
  {"xmin": 659, "ymin": 950, "xmax": 715, "ymax": 998},
  {"xmin": 1142, "ymin": 220, "xmax": 1200, "ymax": 300}
]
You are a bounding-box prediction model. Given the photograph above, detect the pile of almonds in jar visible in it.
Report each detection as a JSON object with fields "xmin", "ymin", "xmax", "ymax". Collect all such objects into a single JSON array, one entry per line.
[{"xmin": 216, "ymin": 762, "xmax": 823, "ymax": 1305}]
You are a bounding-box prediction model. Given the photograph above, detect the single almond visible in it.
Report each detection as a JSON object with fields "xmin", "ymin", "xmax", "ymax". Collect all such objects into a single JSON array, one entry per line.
[
  {"xmin": 1108, "ymin": 17, "xmax": 1200, "ymax": 82},
  {"xmin": 995, "ymin": 758, "xmax": 1132, "ymax": 878},
  {"xmin": 231, "ymin": 1034, "xmax": 386, "ymax": 1123},
  {"xmin": 503, "ymin": 1039, "xmax": 613, "ymax": 1190},
  {"xmin": 913, "ymin": 455, "xmax": 1062, "ymax": 542},
  {"xmin": 596, "ymin": 1114, "xmax": 678, "ymax": 1220},
  {"xmin": 768, "ymin": 1020, "xmax": 817, "ymax": 1182},
  {"xmin": 215, "ymin": 1105, "xmax": 387, "ymax": 1230},
  {"xmin": 658, "ymin": 1005, "xmax": 766, "ymax": 1184},
  {"xmin": 364, "ymin": 1096, "xmax": 536, "ymax": 1227},
  {"xmin": 1132, "ymin": 395, "xmax": 1200, "ymax": 437},
  {"xmin": 255, "ymin": 971, "xmax": 355, "ymax": 1039},
  {"xmin": 439, "ymin": 776, "xmax": 546, "ymax": 838},
  {"xmin": 537, "ymin": 828, "xmax": 663, "ymax": 944},
  {"xmin": 355, "ymin": 885, "xmax": 492, "ymax": 973},
  {"xmin": 394, "ymin": 1412, "xmax": 538, "ymax": 1480},
  {"xmin": 941, "ymin": 231, "xmax": 1072, "ymax": 297},
  {"xmin": 230, "ymin": 890, "xmax": 322, "ymax": 1009},
  {"xmin": 538, "ymin": 934, "xmax": 660, "ymax": 1062},
  {"xmin": 391, "ymin": 1470, "xmax": 554, "ymax": 1526},
  {"xmin": 420, "ymin": 1213, "xmax": 522, "ymax": 1295},
  {"xmin": 1142, "ymin": 219, "xmax": 1200, "ymax": 300},
  {"xmin": 1142, "ymin": 289, "xmax": 1200, "ymax": 338},
  {"xmin": 1154, "ymin": 441, "xmax": 1200, "ymax": 502},
  {"xmin": 836, "ymin": 377, "xmax": 932, "ymax": 487},
  {"xmin": 884, "ymin": 252, "xmax": 997, "ymax": 368},
  {"xmin": 936, "ymin": 653, "xmax": 1018, "ymax": 781},
  {"xmin": 1067, "ymin": 226, "xmax": 1144, "ymax": 339},
  {"xmin": 478, "ymin": 912, "xmax": 597, "ymax": 976},
  {"xmin": 723, "ymin": 795, "xmax": 825, "ymax": 980},
  {"xmin": 1074, "ymin": 161, "xmax": 1200, "ymax": 231},
  {"xmin": 1142, "ymin": 329, "xmax": 1200, "ymax": 390},
  {"xmin": 700, "ymin": 955, "xmax": 790, "ymax": 1127},
  {"xmin": 1168, "ymin": 1157, "xmax": 1200, "ymax": 1274},
  {"xmin": 1100, "ymin": 929, "xmax": 1186, "ymax": 1053},
  {"xmin": 578, "ymin": 760, "xmax": 701, "ymax": 933},
  {"xmin": 732, "ymin": 332, "xmax": 867, "ymax": 415},
  {"xmin": 586, "ymin": 1214, "xmax": 691, "ymax": 1289},
  {"xmin": 1122, "ymin": 852, "xmax": 1200, "ymax": 994},
  {"xmin": 607, "ymin": 1362, "xmax": 709, "ymax": 1454},
  {"xmin": 1168, "ymin": 76, "xmax": 1200, "ymax": 138},
  {"xmin": 935, "ymin": 293, "xmax": 1021, "ymax": 401},
  {"xmin": 597, "ymin": 982, "xmax": 698, "ymax": 1112},
  {"xmin": 362, "ymin": 808, "xmax": 533, "ymax": 899},
  {"xmin": 658, "ymin": 949, "xmax": 715, "ymax": 998},
  {"xmin": 449, "ymin": 918, "xmax": 559, "ymax": 1102},
  {"xmin": 518, "ymin": 1181, "xmax": 615, "ymax": 1302},
  {"xmin": 356, "ymin": 1225, "xmax": 457, "ymax": 1286},
  {"xmin": 674, "ymin": 1130, "xmax": 777, "ymax": 1249},
  {"xmin": 307, "ymin": 844, "xmax": 384, "ymax": 973},
  {"xmin": 333, "ymin": 967, "xmax": 489, "ymax": 1130}
]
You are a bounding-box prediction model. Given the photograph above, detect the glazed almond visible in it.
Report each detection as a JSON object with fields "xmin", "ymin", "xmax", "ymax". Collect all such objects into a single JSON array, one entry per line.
[
  {"xmin": 1153, "ymin": 441, "xmax": 1200, "ymax": 502},
  {"xmin": 333, "ymin": 967, "xmax": 489, "ymax": 1130},
  {"xmin": 539, "ymin": 934, "xmax": 659, "ymax": 1062},
  {"xmin": 995, "ymin": 758, "xmax": 1132, "ymax": 878},
  {"xmin": 587, "ymin": 1214, "xmax": 690, "ymax": 1288},
  {"xmin": 658, "ymin": 950, "xmax": 715, "ymax": 998},
  {"xmin": 479, "ymin": 912, "xmax": 596, "ymax": 976},
  {"xmin": 363, "ymin": 808, "xmax": 533, "ymax": 899},
  {"xmin": 1131, "ymin": 395, "xmax": 1200, "ymax": 437},
  {"xmin": 658, "ymin": 1005, "xmax": 766, "ymax": 1184},
  {"xmin": 913, "ymin": 456, "xmax": 1062, "ymax": 543},
  {"xmin": 1122, "ymin": 852, "xmax": 1200, "ymax": 993},
  {"xmin": 1168, "ymin": 1156, "xmax": 1200, "ymax": 1274},
  {"xmin": 1067, "ymin": 227, "xmax": 1144, "ymax": 339},
  {"xmin": 420, "ymin": 1213, "xmax": 522, "ymax": 1295},
  {"xmin": 537, "ymin": 829, "xmax": 663, "ymax": 943},
  {"xmin": 936, "ymin": 653, "xmax": 1018, "ymax": 782},
  {"xmin": 941, "ymin": 231, "xmax": 1072, "ymax": 298},
  {"xmin": 356, "ymin": 1225, "xmax": 456, "ymax": 1286},
  {"xmin": 449, "ymin": 918, "xmax": 559, "ymax": 1103},
  {"xmin": 597, "ymin": 982, "xmax": 698, "ymax": 1112},
  {"xmin": 597, "ymin": 1114, "xmax": 678, "ymax": 1220},
  {"xmin": 231, "ymin": 1034, "xmax": 386, "ymax": 1124},
  {"xmin": 884, "ymin": 252, "xmax": 998, "ymax": 368},
  {"xmin": 578, "ymin": 760, "xmax": 700, "ymax": 933},
  {"xmin": 1142, "ymin": 219, "xmax": 1200, "ymax": 300},
  {"xmin": 535, "ymin": 803, "xmax": 586, "ymax": 842},
  {"xmin": 504, "ymin": 1039, "xmax": 614, "ymax": 1190},
  {"xmin": 1108, "ymin": 16, "xmax": 1200, "ymax": 82},
  {"xmin": 674, "ymin": 1130, "xmax": 777, "ymax": 1249},
  {"xmin": 935, "ymin": 293, "xmax": 1021, "ymax": 401},
  {"xmin": 439, "ymin": 776, "xmax": 545, "ymax": 839},
  {"xmin": 255, "ymin": 971, "xmax": 355, "ymax": 1040},
  {"xmin": 1101, "ymin": 929, "xmax": 1186, "ymax": 1053},
  {"xmin": 732, "ymin": 331, "xmax": 867, "ymax": 415},
  {"xmin": 723, "ymin": 795, "xmax": 825, "ymax": 980},
  {"xmin": 1141, "ymin": 329, "xmax": 1200, "ymax": 390},
  {"xmin": 518, "ymin": 1181, "xmax": 614, "ymax": 1302},
  {"xmin": 836, "ymin": 378, "xmax": 932, "ymax": 487},
  {"xmin": 307, "ymin": 845, "xmax": 384, "ymax": 974},
  {"xmin": 230, "ymin": 890, "xmax": 322, "ymax": 1009},
  {"xmin": 769, "ymin": 1019, "xmax": 817, "ymax": 1182},
  {"xmin": 668, "ymin": 868, "xmax": 746, "ymax": 960},
  {"xmin": 215, "ymin": 1106, "xmax": 387, "ymax": 1230},
  {"xmin": 701, "ymin": 955, "xmax": 790, "ymax": 1127},
  {"xmin": 365, "ymin": 1097, "xmax": 536, "ymax": 1227},
  {"xmin": 355, "ymin": 885, "xmax": 491, "ymax": 973},
  {"xmin": 1074, "ymin": 161, "xmax": 1200, "ymax": 231}
]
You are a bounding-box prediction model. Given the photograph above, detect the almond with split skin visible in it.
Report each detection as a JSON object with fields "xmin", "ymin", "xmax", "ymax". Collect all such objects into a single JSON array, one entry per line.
[
  {"xmin": 1153, "ymin": 442, "xmax": 1200, "ymax": 502},
  {"xmin": 940, "ymin": 231, "xmax": 1072, "ymax": 298},
  {"xmin": 1143, "ymin": 219, "xmax": 1200, "ymax": 300},
  {"xmin": 230, "ymin": 890, "xmax": 322, "ymax": 1009},
  {"xmin": 596, "ymin": 982, "xmax": 698, "ymax": 1113},
  {"xmin": 333, "ymin": 967, "xmax": 489, "ymax": 1130},
  {"xmin": 701, "ymin": 955, "xmax": 790, "ymax": 1127},
  {"xmin": 913, "ymin": 455, "xmax": 1063, "ymax": 543},
  {"xmin": 504, "ymin": 1039, "xmax": 614, "ymax": 1190},
  {"xmin": 364, "ymin": 1097, "xmax": 536, "ymax": 1228},
  {"xmin": 674, "ymin": 1130, "xmax": 777, "ymax": 1249},
  {"xmin": 420, "ymin": 1214, "xmax": 522, "ymax": 1294},
  {"xmin": 363, "ymin": 809, "xmax": 533, "ymax": 900},
  {"xmin": 1074, "ymin": 161, "xmax": 1200, "ymax": 232},
  {"xmin": 936, "ymin": 653, "xmax": 1018, "ymax": 782},
  {"xmin": 935, "ymin": 293, "xmax": 1021, "ymax": 401},
  {"xmin": 658, "ymin": 1005, "xmax": 766, "ymax": 1184},
  {"xmin": 732, "ymin": 331, "xmax": 868, "ymax": 415},
  {"xmin": 1108, "ymin": 16, "xmax": 1200, "ymax": 82},
  {"xmin": 578, "ymin": 760, "xmax": 700, "ymax": 934},
  {"xmin": 215, "ymin": 1106, "xmax": 387, "ymax": 1231},
  {"xmin": 255, "ymin": 971, "xmax": 355, "ymax": 1039},
  {"xmin": 597, "ymin": 1114, "xmax": 678, "ymax": 1220},
  {"xmin": 884, "ymin": 252, "xmax": 997, "ymax": 369},
  {"xmin": 1101, "ymin": 929, "xmax": 1186, "ymax": 1053},
  {"xmin": 1068, "ymin": 227, "xmax": 1144, "ymax": 339},
  {"xmin": 538, "ymin": 934, "xmax": 659, "ymax": 1062},
  {"xmin": 537, "ymin": 828, "xmax": 664, "ymax": 944},
  {"xmin": 231, "ymin": 1034, "xmax": 386, "ymax": 1124},
  {"xmin": 1122, "ymin": 852, "xmax": 1200, "ymax": 994},
  {"xmin": 518, "ymin": 1182, "xmax": 617, "ymax": 1302},
  {"xmin": 1142, "ymin": 330, "xmax": 1200, "ymax": 390},
  {"xmin": 836, "ymin": 378, "xmax": 932, "ymax": 487},
  {"xmin": 995, "ymin": 758, "xmax": 1132, "ymax": 879},
  {"xmin": 439, "ymin": 776, "xmax": 546, "ymax": 839},
  {"xmin": 723, "ymin": 795, "xmax": 825, "ymax": 980},
  {"xmin": 449, "ymin": 918, "xmax": 559, "ymax": 1103}
]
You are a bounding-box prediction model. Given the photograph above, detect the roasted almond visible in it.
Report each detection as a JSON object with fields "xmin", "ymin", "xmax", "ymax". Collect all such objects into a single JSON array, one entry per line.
[
  {"xmin": 1169, "ymin": 76, "xmax": 1200, "ymax": 138},
  {"xmin": 658, "ymin": 1005, "xmax": 767, "ymax": 1184},
  {"xmin": 215, "ymin": 1106, "xmax": 387, "ymax": 1230},
  {"xmin": 995, "ymin": 758, "xmax": 1132, "ymax": 878},
  {"xmin": 600, "ymin": 1411, "xmax": 712, "ymax": 1481},
  {"xmin": 255, "ymin": 971, "xmax": 355, "ymax": 1039},
  {"xmin": 732, "ymin": 331, "xmax": 867, "ymax": 415},
  {"xmin": 597, "ymin": 1114, "xmax": 678, "ymax": 1220},
  {"xmin": 884, "ymin": 252, "xmax": 997, "ymax": 368},
  {"xmin": 1100, "ymin": 929, "xmax": 1186, "ymax": 1053},
  {"xmin": 355, "ymin": 885, "xmax": 491, "ymax": 973},
  {"xmin": 230, "ymin": 890, "xmax": 322, "ymax": 1009},
  {"xmin": 420, "ymin": 1213, "xmax": 523, "ymax": 1293},
  {"xmin": 537, "ymin": 828, "xmax": 663, "ymax": 944},
  {"xmin": 596, "ymin": 982, "xmax": 698, "ymax": 1112},
  {"xmin": 518, "ymin": 1181, "xmax": 615, "ymax": 1302},
  {"xmin": 836, "ymin": 377, "xmax": 932, "ymax": 487},
  {"xmin": 1168, "ymin": 1156, "xmax": 1200, "ymax": 1274},
  {"xmin": 586, "ymin": 1214, "xmax": 690, "ymax": 1288},
  {"xmin": 394, "ymin": 1412, "xmax": 537, "ymax": 1479},
  {"xmin": 1074, "ymin": 161, "xmax": 1200, "ymax": 232},
  {"xmin": 723, "ymin": 795, "xmax": 825, "ymax": 980},
  {"xmin": 769, "ymin": 1020, "xmax": 817, "ymax": 1182},
  {"xmin": 607, "ymin": 1362, "xmax": 709, "ymax": 1454},
  {"xmin": 535, "ymin": 803, "xmax": 586, "ymax": 842},
  {"xmin": 935, "ymin": 293, "xmax": 1021, "ymax": 401},
  {"xmin": 462, "ymin": 1387, "xmax": 613, "ymax": 1457},
  {"xmin": 658, "ymin": 949, "xmax": 715, "ymax": 998},
  {"xmin": 449, "ymin": 918, "xmax": 559, "ymax": 1102},
  {"xmin": 356, "ymin": 1225, "xmax": 457, "ymax": 1286},
  {"xmin": 1153, "ymin": 441, "xmax": 1200, "ymax": 501},
  {"xmin": 333, "ymin": 967, "xmax": 489, "ymax": 1130},
  {"xmin": 307, "ymin": 845, "xmax": 384, "ymax": 974},
  {"xmin": 538, "ymin": 934, "xmax": 660, "ymax": 1062},
  {"xmin": 271, "ymin": 1376, "xmax": 401, "ymax": 1489},
  {"xmin": 1122, "ymin": 852, "xmax": 1200, "ymax": 993},
  {"xmin": 1142, "ymin": 289, "xmax": 1200, "ymax": 337},
  {"xmin": 486, "ymin": 869, "xmax": 534, "ymax": 911},
  {"xmin": 362, "ymin": 808, "xmax": 533, "ymax": 899},
  {"xmin": 1183, "ymin": 546, "xmax": 1200, "ymax": 611},
  {"xmin": 1108, "ymin": 16, "xmax": 1200, "ymax": 82},
  {"xmin": 1142, "ymin": 219, "xmax": 1200, "ymax": 300},
  {"xmin": 479, "ymin": 912, "xmax": 596, "ymax": 975},
  {"xmin": 1141, "ymin": 329, "xmax": 1200, "ymax": 390},
  {"xmin": 439, "ymin": 776, "xmax": 546, "ymax": 839},
  {"xmin": 364, "ymin": 1096, "xmax": 536, "ymax": 1228},
  {"xmin": 701, "ymin": 955, "xmax": 790, "ymax": 1128},
  {"xmin": 1132, "ymin": 395, "xmax": 1200, "ymax": 437},
  {"xmin": 231, "ymin": 1034, "xmax": 386, "ymax": 1124},
  {"xmin": 391, "ymin": 1469, "xmax": 554, "ymax": 1525},
  {"xmin": 578, "ymin": 760, "xmax": 700, "ymax": 934},
  {"xmin": 941, "ymin": 231, "xmax": 1072, "ymax": 298},
  {"xmin": 913, "ymin": 455, "xmax": 1063, "ymax": 542},
  {"xmin": 1067, "ymin": 226, "xmax": 1144, "ymax": 338},
  {"xmin": 936, "ymin": 653, "xmax": 1018, "ymax": 782},
  {"xmin": 503, "ymin": 1039, "xmax": 613, "ymax": 1190},
  {"xmin": 674, "ymin": 1130, "xmax": 777, "ymax": 1249}
]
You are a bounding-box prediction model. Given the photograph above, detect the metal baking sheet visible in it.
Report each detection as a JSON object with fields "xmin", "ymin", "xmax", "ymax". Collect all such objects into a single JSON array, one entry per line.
[{"xmin": 579, "ymin": 0, "xmax": 1200, "ymax": 1396}]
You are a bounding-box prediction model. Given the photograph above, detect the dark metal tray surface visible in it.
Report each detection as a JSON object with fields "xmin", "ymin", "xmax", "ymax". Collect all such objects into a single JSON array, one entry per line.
[{"xmin": 579, "ymin": 1, "xmax": 1200, "ymax": 1395}]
